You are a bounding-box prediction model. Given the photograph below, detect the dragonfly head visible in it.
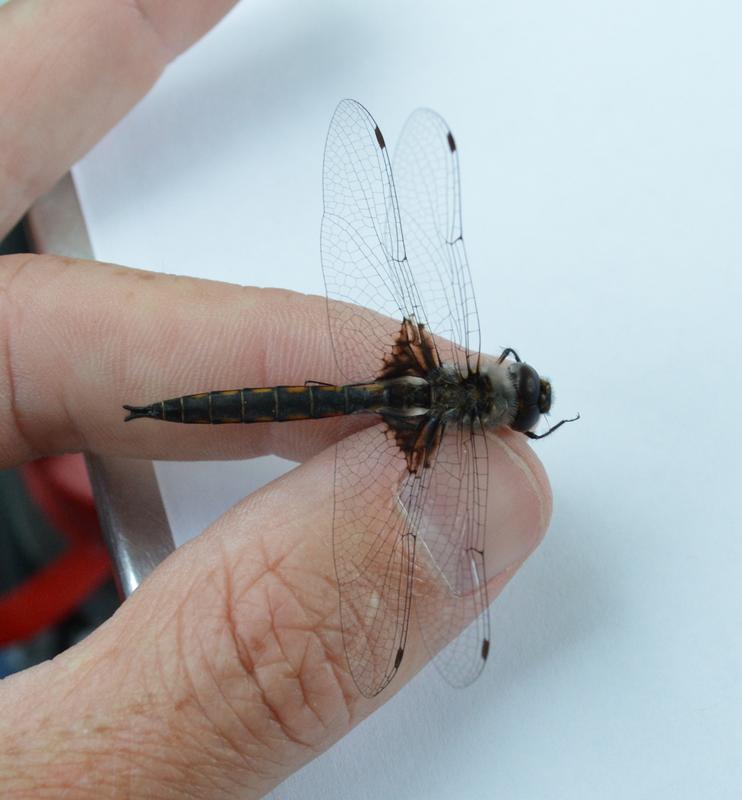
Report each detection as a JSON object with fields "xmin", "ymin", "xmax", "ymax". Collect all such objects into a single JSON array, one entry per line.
[{"xmin": 508, "ymin": 363, "xmax": 551, "ymax": 432}]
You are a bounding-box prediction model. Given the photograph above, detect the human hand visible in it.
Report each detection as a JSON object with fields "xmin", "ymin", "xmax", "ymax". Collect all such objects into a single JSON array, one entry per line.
[{"xmin": 0, "ymin": 3, "xmax": 551, "ymax": 798}]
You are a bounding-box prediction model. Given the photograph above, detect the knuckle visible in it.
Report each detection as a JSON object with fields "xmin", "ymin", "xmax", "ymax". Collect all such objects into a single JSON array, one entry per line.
[
  {"xmin": 0, "ymin": 254, "xmax": 86, "ymax": 461},
  {"xmin": 0, "ymin": 254, "xmax": 45, "ymax": 461}
]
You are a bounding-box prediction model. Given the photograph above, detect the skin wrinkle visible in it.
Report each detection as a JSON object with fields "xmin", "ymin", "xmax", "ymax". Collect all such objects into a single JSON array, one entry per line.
[
  {"xmin": 281, "ymin": 589, "xmax": 351, "ymax": 720},
  {"xmin": 244, "ymin": 513, "xmax": 357, "ymax": 730},
  {"xmin": 163, "ymin": 585, "xmax": 217, "ymax": 787},
  {"xmin": 252, "ymin": 608, "xmax": 319, "ymax": 752},
  {"xmin": 263, "ymin": 595, "xmax": 348, "ymax": 740},
  {"xmin": 104, "ymin": 714, "xmax": 172, "ymax": 795},
  {"xmin": 156, "ymin": 599, "xmax": 190, "ymax": 717},
  {"xmin": 179, "ymin": 614, "xmax": 255, "ymax": 790},
  {"xmin": 271, "ymin": 563, "xmax": 345, "ymax": 640},
  {"xmin": 164, "ymin": 710, "xmax": 243, "ymax": 800},
  {"xmin": 173, "ymin": 515, "xmax": 350, "ymax": 780},
  {"xmin": 162, "ymin": 700, "xmax": 220, "ymax": 786},
  {"xmin": 209, "ymin": 548, "xmax": 284, "ymax": 781},
  {"xmin": 163, "ymin": 718, "xmax": 221, "ymax": 792},
  {"xmin": 294, "ymin": 632, "xmax": 326, "ymax": 717},
  {"xmin": 175, "ymin": 552, "xmax": 314, "ymax": 788},
  {"xmin": 225, "ymin": 557, "xmax": 338, "ymax": 752},
  {"xmin": 95, "ymin": 736, "xmax": 169, "ymax": 800}
]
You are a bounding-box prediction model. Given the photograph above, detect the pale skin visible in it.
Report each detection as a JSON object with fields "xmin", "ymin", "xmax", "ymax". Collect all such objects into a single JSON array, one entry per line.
[{"xmin": 0, "ymin": 2, "xmax": 552, "ymax": 798}]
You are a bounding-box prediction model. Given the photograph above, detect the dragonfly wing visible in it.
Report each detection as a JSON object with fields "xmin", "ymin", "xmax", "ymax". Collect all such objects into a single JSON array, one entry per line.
[
  {"xmin": 394, "ymin": 108, "xmax": 482, "ymax": 374},
  {"xmin": 333, "ymin": 422, "xmax": 426, "ymax": 696},
  {"xmin": 413, "ymin": 421, "xmax": 491, "ymax": 687},
  {"xmin": 321, "ymin": 99, "xmax": 437, "ymax": 382}
]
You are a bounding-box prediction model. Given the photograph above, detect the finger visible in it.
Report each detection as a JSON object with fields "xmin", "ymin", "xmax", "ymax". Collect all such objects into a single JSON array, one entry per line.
[
  {"xmin": 0, "ymin": 253, "xmax": 394, "ymax": 467},
  {"xmin": 0, "ymin": 0, "xmax": 237, "ymax": 236},
  {"xmin": 0, "ymin": 425, "xmax": 550, "ymax": 797},
  {"xmin": 0, "ymin": 254, "xmax": 548, "ymax": 473}
]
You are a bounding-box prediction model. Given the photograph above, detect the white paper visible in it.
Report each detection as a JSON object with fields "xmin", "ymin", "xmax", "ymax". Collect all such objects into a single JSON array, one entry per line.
[{"xmin": 74, "ymin": 1, "xmax": 742, "ymax": 797}]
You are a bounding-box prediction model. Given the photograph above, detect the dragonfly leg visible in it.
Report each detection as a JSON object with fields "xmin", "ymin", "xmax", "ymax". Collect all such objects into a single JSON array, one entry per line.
[
  {"xmin": 524, "ymin": 413, "xmax": 580, "ymax": 439},
  {"xmin": 497, "ymin": 347, "xmax": 521, "ymax": 364}
]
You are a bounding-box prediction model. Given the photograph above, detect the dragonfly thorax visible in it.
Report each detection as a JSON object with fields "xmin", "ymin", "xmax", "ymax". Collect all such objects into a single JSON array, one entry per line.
[{"xmin": 424, "ymin": 363, "xmax": 512, "ymax": 429}]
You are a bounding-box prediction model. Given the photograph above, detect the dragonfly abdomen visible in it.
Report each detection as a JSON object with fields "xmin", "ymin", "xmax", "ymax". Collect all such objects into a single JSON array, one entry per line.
[{"xmin": 123, "ymin": 383, "xmax": 388, "ymax": 424}]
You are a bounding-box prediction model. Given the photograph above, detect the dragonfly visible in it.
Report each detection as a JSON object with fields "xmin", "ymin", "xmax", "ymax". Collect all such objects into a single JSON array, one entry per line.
[{"xmin": 124, "ymin": 99, "xmax": 577, "ymax": 697}]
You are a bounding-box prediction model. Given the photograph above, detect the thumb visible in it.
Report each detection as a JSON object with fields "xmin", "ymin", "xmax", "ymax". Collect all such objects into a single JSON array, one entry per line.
[{"xmin": 0, "ymin": 434, "xmax": 549, "ymax": 798}]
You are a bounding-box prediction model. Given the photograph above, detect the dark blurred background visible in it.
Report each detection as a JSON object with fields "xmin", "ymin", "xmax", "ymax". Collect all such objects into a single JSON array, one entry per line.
[{"xmin": 0, "ymin": 225, "xmax": 119, "ymax": 678}]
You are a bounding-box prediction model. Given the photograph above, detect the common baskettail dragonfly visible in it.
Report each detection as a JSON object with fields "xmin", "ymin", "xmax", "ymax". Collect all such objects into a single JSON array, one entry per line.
[{"xmin": 124, "ymin": 99, "xmax": 577, "ymax": 697}]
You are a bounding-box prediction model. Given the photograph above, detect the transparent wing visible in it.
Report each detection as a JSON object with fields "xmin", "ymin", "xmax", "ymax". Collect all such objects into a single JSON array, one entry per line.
[
  {"xmin": 413, "ymin": 422, "xmax": 491, "ymax": 687},
  {"xmin": 322, "ymin": 100, "xmax": 490, "ymax": 692},
  {"xmin": 333, "ymin": 423, "xmax": 424, "ymax": 697},
  {"xmin": 394, "ymin": 108, "xmax": 481, "ymax": 374},
  {"xmin": 334, "ymin": 418, "xmax": 491, "ymax": 694},
  {"xmin": 321, "ymin": 99, "xmax": 438, "ymax": 382}
]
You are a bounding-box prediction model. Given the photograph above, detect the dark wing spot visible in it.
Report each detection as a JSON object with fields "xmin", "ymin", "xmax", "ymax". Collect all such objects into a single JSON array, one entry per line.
[
  {"xmin": 447, "ymin": 131, "xmax": 457, "ymax": 152},
  {"xmin": 481, "ymin": 638, "xmax": 490, "ymax": 661},
  {"xmin": 394, "ymin": 647, "xmax": 405, "ymax": 669},
  {"xmin": 375, "ymin": 126, "xmax": 386, "ymax": 149}
]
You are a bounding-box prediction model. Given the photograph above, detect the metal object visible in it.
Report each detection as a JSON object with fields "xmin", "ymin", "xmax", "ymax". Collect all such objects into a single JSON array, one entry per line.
[
  {"xmin": 125, "ymin": 100, "xmax": 576, "ymax": 696},
  {"xmin": 25, "ymin": 173, "xmax": 175, "ymax": 598}
]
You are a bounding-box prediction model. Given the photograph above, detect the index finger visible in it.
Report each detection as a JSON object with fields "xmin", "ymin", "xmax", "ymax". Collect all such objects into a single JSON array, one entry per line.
[{"xmin": 0, "ymin": 254, "xmax": 551, "ymax": 504}]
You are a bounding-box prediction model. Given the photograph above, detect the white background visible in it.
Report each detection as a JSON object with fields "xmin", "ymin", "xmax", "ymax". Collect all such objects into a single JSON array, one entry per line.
[{"xmin": 74, "ymin": 1, "xmax": 742, "ymax": 798}]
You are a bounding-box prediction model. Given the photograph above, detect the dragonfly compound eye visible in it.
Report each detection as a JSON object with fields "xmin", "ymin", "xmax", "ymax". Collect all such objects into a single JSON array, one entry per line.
[{"xmin": 509, "ymin": 363, "xmax": 542, "ymax": 432}]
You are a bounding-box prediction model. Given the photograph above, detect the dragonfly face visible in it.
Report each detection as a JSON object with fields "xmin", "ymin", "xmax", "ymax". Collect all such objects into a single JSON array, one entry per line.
[{"xmin": 124, "ymin": 99, "xmax": 576, "ymax": 697}]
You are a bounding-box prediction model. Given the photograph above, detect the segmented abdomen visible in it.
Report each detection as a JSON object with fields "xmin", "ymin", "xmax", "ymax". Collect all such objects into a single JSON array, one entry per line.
[{"xmin": 123, "ymin": 384, "xmax": 385, "ymax": 424}]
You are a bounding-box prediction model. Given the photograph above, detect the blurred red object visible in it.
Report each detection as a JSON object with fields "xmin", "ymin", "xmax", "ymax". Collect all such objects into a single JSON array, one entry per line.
[{"xmin": 0, "ymin": 454, "xmax": 111, "ymax": 645}]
